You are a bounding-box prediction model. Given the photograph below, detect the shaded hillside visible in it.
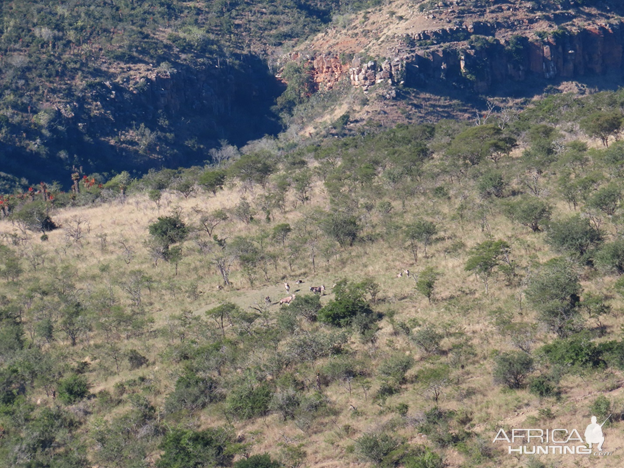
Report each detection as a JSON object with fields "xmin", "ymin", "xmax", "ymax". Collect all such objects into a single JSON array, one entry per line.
[{"xmin": 0, "ymin": 0, "xmax": 380, "ymax": 188}]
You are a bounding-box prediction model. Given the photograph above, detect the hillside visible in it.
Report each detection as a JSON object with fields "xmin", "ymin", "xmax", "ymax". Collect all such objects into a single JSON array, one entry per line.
[
  {"xmin": 3, "ymin": 89, "xmax": 624, "ymax": 467},
  {"xmin": 3, "ymin": 0, "xmax": 624, "ymax": 190}
]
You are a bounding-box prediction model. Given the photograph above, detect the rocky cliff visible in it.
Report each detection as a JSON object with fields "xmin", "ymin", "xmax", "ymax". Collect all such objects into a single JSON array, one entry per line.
[{"xmin": 292, "ymin": 20, "xmax": 624, "ymax": 96}]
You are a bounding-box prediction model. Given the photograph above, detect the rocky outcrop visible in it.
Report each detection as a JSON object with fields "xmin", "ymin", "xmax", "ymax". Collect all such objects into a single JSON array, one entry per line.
[{"xmin": 292, "ymin": 21, "xmax": 624, "ymax": 95}]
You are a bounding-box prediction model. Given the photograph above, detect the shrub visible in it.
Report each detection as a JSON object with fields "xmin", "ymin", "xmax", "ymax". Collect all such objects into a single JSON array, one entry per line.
[
  {"xmin": 148, "ymin": 214, "xmax": 189, "ymax": 250},
  {"xmin": 199, "ymin": 169, "xmax": 227, "ymax": 195},
  {"xmin": 402, "ymin": 447, "xmax": 444, "ymax": 468},
  {"xmin": 502, "ymin": 197, "xmax": 552, "ymax": 232},
  {"xmin": 525, "ymin": 258, "xmax": 581, "ymax": 337},
  {"xmin": 416, "ymin": 267, "xmax": 440, "ymax": 303},
  {"xmin": 493, "ymin": 351, "xmax": 533, "ymax": 389},
  {"xmin": 318, "ymin": 296, "xmax": 373, "ymax": 328},
  {"xmin": 234, "ymin": 454, "xmax": 282, "ymax": 468},
  {"xmin": 127, "ymin": 349, "xmax": 148, "ymax": 369},
  {"xmin": 595, "ymin": 239, "xmax": 624, "ymax": 274},
  {"xmin": 546, "ymin": 215, "xmax": 602, "ymax": 259},
  {"xmin": 378, "ymin": 354, "xmax": 414, "ymax": 384},
  {"xmin": 355, "ymin": 432, "xmax": 400, "ymax": 464},
  {"xmin": 321, "ymin": 212, "xmax": 361, "ymax": 247},
  {"xmin": 11, "ymin": 201, "xmax": 57, "ymax": 233},
  {"xmin": 57, "ymin": 374, "xmax": 89, "ymax": 404},
  {"xmin": 528, "ymin": 375, "xmax": 558, "ymax": 397},
  {"xmin": 226, "ymin": 382, "xmax": 273, "ymax": 419},
  {"xmin": 284, "ymin": 329, "xmax": 347, "ymax": 363},
  {"xmin": 411, "ymin": 326, "xmax": 443, "ymax": 355},
  {"xmin": 477, "ymin": 170, "xmax": 505, "ymax": 198},
  {"xmin": 589, "ymin": 395, "xmax": 611, "ymax": 421},
  {"xmin": 288, "ymin": 294, "xmax": 321, "ymax": 321},
  {"xmin": 321, "ymin": 356, "xmax": 362, "ymax": 383},
  {"xmin": 539, "ymin": 335, "xmax": 605, "ymax": 370},
  {"xmin": 165, "ymin": 371, "xmax": 220, "ymax": 413},
  {"xmin": 270, "ymin": 388, "xmax": 301, "ymax": 420},
  {"xmin": 158, "ymin": 427, "xmax": 234, "ymax": 468}
]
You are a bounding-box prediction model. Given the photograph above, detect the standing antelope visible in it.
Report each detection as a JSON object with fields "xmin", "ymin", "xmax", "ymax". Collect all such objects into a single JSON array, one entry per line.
[
  {"xmin": 404, "ymin": 269, "xmax": 410, "ymax": 277},
  {"xmin": 279, "ymin": 294, "xmax": 295, "ymax": 305},
  {"xmin": 396, "ymin": 272, "xmax": 403, "ymax": 278},
  {"xmin": 284, "ymin": 282, "xmax": 290, "ymax": 293}
]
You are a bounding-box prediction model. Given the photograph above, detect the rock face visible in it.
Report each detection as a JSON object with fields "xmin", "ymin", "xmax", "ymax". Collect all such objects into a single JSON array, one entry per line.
[{"xmin": 295, "ymin": 21, "xmax": 624, "ymax": 94}]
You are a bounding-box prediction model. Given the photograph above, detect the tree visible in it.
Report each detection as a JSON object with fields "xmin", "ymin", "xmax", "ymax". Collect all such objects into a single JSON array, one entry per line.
[
  {"xmin": 595, "ymin": 239, "xmax": 624, "ymax": 274},
  {"xmin": 57, "ymin": 374, "xmax": 89, "ymax": 404},
  {"xmin": 588, "ymin": 184, "xmax": 621, "ymax": 216},
  {"xmin": 148, "ymin": 213, "xmax": 189, "ymax": 261},
  {"xmin": 11, "ymin": 201, "xmax": 57, "ymax": 233},
  {"xmin": 228, "ymin": 153, "xmax": 274, "ymax": 188},
  {"xmin": 465, "ymin": 240, "xmax": 511, "ymax": 294},
  {"xmin": 321, "ymin": 212, "xmax": 360, "ymax": 247},
  {"xmin": 226, "ymin": 382, "xmax": 273, "ymax": 419},
  {"xmin": 416, "ymin": 267, "xmax": 440, "ymax": 303},
  {"xmin": 525, "ymin": 258, "xmax": 581, "ymax": 337},
  {"xmin": 418, "ymin": 365, "xmax": 450, "ymax": 403},
  {"xmin": 502, "ymin": 197, "xmax": 552, "ymax": 232},
  {"xmin": 0, "ymin": 244, "xmax": 22, "ymax": 281},
  {"xmin": 546, "ymin": 215, "xmax": 602, "ymax": 258},
  {"xmin": 288, "ymin": 294, "xmax": 322, "ymax": 321},
  {"xmin": 199, "ymin": 169, "xmax": 227, "ymax": 195},
  {"xmin": 157, "ymin": 427, "xmax": 235, "ymax": 468},
  {"xmin": 318, "ymin": 281, "xmax": 374, "ymax": 327},
  {"xmin": 580, "ymin": 111, "xmax": 622, "ymax": 147},
  {"xmin": 477, "ymin": 170, "xmax": 505, "ymax": 198},
  {"xmin": 404, "ymin": 220, "xmax": 437, "ymax": 263},
  {"xmin": 206, "ymin": 303, "xmax": 240, "ymax": 338},
  {"xmin": 272, "ymin": 223, "xmax": 292, "ymax": 247},
  {"xmin": 446, "ymin": 125, "xmax": 515, "ymax": 166},
  {"xmin": 493, "ymin": 351, "xmax": 533, "ymax": 389},
  {"xmin": 198, "ymin": 209, "xmax": 228, "ymax": 237}
]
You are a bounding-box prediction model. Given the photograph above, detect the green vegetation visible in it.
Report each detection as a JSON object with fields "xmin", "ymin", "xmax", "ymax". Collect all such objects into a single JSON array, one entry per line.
[{"xmin": 5, "ymin": 87, "xmax": 624, "ymax": 467}]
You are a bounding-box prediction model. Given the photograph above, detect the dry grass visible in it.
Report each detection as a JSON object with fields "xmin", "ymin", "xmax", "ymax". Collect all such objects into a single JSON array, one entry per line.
[{"xmin": 2, "ymin": 164, "xmax": 624, "ymax": 467}]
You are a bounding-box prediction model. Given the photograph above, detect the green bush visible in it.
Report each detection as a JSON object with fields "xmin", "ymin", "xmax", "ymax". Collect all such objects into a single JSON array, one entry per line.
[
  {"xmin": 355, "ymin": 432, "xmax": 400, "ymax": 464},
  {"xmin": 502, "ymin": 197, "xmax": 552, "ymax": 232},
  {"xmin": 165, "ymin": 371, "xmax": 220, "ymax": 414},
  {"xmin": 234, "ymin": 454, "xmax": 282, "ymax": 468},
  {"xmin": 546, "ymin": 215, "xmax": 602, "ymax": 259},
  {"xmin": 378, "ymin": 354, "xmax": 414, "ymax": 384},
  {"xmin": 477, "ymin": 170, "xmax": 505, "ymax": 198},
  {"xmin": 57, "ymin": 374, "xmax": 89, "ymax": 404},
  {"xmin": 226, "ymin": 382, "xmax": 273, "ymax": 419},
  {"xmin": 589, "ymin": 395, "xmax": 611, "ymax": 421},
  {"xmin": 528, "ymin": 375, "xmax": 558, "ymax": 397},
  {"xmin": 199, "ymin": 169, "xmax": 227, "ymax": 195},
  {"xmin": 595, "ymin": 239, "xmax": 624, "ymax": 274},
  {"xmin": 321, "ymin": 212, "xmax": 361, "ymax": 247},
  {"xmin": 11, "ymin": 201, "xmax": 57, "ymax": 233},
  {"xmin": 411, "ymin": 326, "xmax": 443, "ymax": 355},
  {"xmin": 539, "ymin": 334, "xmax": 605, "ymax": 370},
  {"xmin": 493, "ymin": 351, "xmax": 533, "ymax": 389},
  {"xmin": 525, "ymin": 258, "xmax": 582, "ymax": 337},
  {"xmin": 127, "ymin": 349, "xmax": 148, "ymax": 369},
  {"xmin": 288, "ymin": 294, "xmax": 322, "ymax": 321},
  {"xmin": 148, "ymin": 214, "xmax": 189, "ymax": 249},
  {"xmin": 158, "ymin": 427, "xmax": 235, "ymax": 468}
]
